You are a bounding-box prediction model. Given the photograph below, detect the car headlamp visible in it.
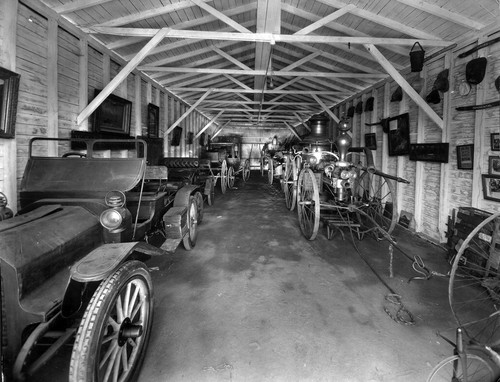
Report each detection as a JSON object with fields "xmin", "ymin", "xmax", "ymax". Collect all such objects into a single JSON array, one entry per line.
[{"xmin": 100, "ymin": 208, "xmax": 124, "ymax": 231}]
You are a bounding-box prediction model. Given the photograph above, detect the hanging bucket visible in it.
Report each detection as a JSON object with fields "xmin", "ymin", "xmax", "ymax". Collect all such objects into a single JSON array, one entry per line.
[{"xmin": 410, "ymin": 42, "xmax": 425, "ymax": 72}]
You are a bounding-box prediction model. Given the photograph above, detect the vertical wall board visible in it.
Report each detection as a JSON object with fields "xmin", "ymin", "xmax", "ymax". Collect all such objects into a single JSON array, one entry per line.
[
  {"xmin": 57, "ymin": 27, "xmax": 79, "ymax": 139},
  {"xmin": 88, "ymin": 46, "xmax": 103, "ymax": 132},
  {"xmin": 16, "ymin": 3, "xmax": 49, "ymax": 185}
]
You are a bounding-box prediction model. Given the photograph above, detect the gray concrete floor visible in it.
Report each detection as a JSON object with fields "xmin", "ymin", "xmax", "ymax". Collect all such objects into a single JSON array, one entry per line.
[
  {"xmin": 138, "ymin": 172, "xmax": 459, "ymax": 382},
  {"xmin": 29, "ymin": 171, "xmax": 461, "ymax": 381}
]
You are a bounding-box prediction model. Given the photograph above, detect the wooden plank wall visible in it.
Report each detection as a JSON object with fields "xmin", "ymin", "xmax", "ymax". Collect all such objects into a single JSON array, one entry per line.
[
  {"xmin": 334, "ymin": 32, "xmax": 500, "ymax": 244},
  {"xmin": 4, "ymin": 2, "xmax": 214, "ymax": 211}
]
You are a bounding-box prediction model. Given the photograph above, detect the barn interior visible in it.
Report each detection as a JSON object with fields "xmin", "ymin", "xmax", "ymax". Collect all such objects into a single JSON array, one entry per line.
[{"xmin": 1, "ymin": 0, "xmax": 500, "ymax": 381}]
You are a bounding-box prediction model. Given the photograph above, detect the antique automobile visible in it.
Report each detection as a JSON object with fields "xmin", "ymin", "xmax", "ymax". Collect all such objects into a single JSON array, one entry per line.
[
  {"xmin": 0, "ymin": 137, "xmax": 203, "ymax": 381},
  {"xmin": 201, "ymin": 135, "xmax": 250, "ymax": 192}
]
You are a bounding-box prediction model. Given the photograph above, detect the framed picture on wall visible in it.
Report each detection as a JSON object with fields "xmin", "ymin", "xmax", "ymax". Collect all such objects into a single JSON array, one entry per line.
[
  {"xmin": 489, "ymin": 156, "xmax": 500, "ymax": 175},
  {"xmin": 409, "ymin": 143, "xmax": 449, "ymax": 163},
  {"xmin": 456, "ymin": 144, "xmax": 474, "ymax": 170},
  {"xmin": 482, "ymin": 174, "xmax": 500, "ymax": 202},
  {"xmin": 387, "ymin": 113, "xmax": 410, "ymax": 156},
  {"xmin": 92, "ymin": 90, "xmax": 132, "ymax": 135},
  {"xmin": 147, "ymin": 103, "xmax": 159, "ymax": 138},
  {"xmin": 491, "ymin": 133, "xmax": 500, "ymax": 151},
  {"xmin": 364, "ymin": 133, "xmax": 377, "ymax": 150}
]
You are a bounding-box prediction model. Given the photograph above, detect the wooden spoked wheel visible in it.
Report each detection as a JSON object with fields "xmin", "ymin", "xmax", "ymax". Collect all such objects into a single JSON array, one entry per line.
[
  {"xmin": 297, "ymin": 168, "xmax": 320, "ymax": 240},
  {"xmin": 227, "ymin": 166, "xmax": 235, "ymax": 189},
  {"xmin": 69, "ymin": 261, "xmax": 153, "ymax": 382},
  {"xmin": 448, "ymin": 212, "xmax": 500, "ymax": 346},
  {"xmin": 220, "ymin": 159, "xmax": 228, "ymax": 194},
  {"xmin": 260, "ymin": 156, "xmax": 265, "ymax": 176},
  {"xmin": 284, "ymin": 156, "xmax": 298, "ymax": 211},
  {"xmin": 267, "ymin": 157, "xmax": 274, "ymax": 185},
  {"xmin": 353, "ymin": 171, "xmax": 397, "ymax": 239},
  {"xmin": 206, "ymin": 176, "xmax": 215, "ymax": 206},
  {"xmin": 242, "ymin": 159, "xmax": 251, "ymax": 182},
  {"xmin": 427, "ymin": 354, "xmax": 494, "ymax": 382}
]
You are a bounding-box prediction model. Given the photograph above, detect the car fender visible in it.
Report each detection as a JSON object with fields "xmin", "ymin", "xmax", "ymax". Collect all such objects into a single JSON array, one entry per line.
[
  {"xmin": 173, "ymin": 184, "xmax": 199, "ymax": 207},
  {"xmin": 61, "ymin": 242, "xmax": 166, "ymax": 317}
]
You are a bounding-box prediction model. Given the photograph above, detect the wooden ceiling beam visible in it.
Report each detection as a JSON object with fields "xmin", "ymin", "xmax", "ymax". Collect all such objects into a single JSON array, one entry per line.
[
  {"xmin": 393, "ymin": 0, "xmax": 486, "ymax": 30},
  {"xmin": 53, "ymin": 0, "xmax": 114, "ymax": 14},
  {"xmin": 212, "ymin": 46, "xmax": 253, "ymax": 70},
  {"xmin": 364, "ymin": 43, "xmax": 443, "ymax": 129},
  {"xmin": 138, "ymin": 66, "xmax": 389, "ymax": 78},
  {"xmin": 190, "ymin": 0, "xmax": 252, "ymax": 33},
  {"xmin": 84, "ymin": 27, "xmax": 453, "ymax": 47},
  {"xmin": 294, "ymin": 5, "xmax": 356, "ymax": 36},
  {"xmin": 316, "ymin": 0, "xmax": 442, "ymax": 40},
  {"xmin": 195, "ymin": 110, "xmax": 224, "ymax": 138},
  {"xmin": 283, "ymin": 121, "xmax": 303, "ymax": 140},
  {"xmin": 166, "ymin": 89, "xmax": 214, "ymax": 134},
  {"xmin": 311, "ymin": 94, "xmax": 340, "ymax": 123},
  {"xmin": 77, "ymin": 28, "xmax": 170, "ymax": 125}
]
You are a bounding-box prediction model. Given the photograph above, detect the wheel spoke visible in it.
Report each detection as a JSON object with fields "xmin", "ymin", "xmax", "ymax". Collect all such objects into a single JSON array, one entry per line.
[
  {"xmin": 116, "ymin": 295, "xmax": 124, "ymax": 323},
  {"xmin": 123, "ymin": 283, "xmax": 131, "ymax": 318},
  {"xmin": 127, "ymin": 286, "xmax": 140, "ymax": 318}
]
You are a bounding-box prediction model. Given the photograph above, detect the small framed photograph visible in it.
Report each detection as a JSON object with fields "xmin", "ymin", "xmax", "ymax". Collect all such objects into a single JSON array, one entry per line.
[
  {"xmin": 364, "ymin": 133, "xmax": 377, "ymax": 150},
  {"xmin": 456, "ymin": 144, "xmax": 474, "ymax": 170},
  {"xmin": 489, "ymin": 156, "xmax": 500, "ymax": 175},
  {"xmin": 491, "ymin": 133, "xmax": 500, "ymax": 151},
  {"xmin": 482, "ymin": 174, "xmax": 500, "ymax": 202},
  {"xmin": 147, "ymin": 103, "xmax": 160, "ymax": 138}
]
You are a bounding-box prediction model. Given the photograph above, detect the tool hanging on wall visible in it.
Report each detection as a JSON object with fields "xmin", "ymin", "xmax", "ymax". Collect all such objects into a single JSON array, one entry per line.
[
  {"xmin": 456, "ymin": 75, "xmax": 500, "ymax": 111},
  {"xmin": 458, "ymin": 36, "xmax": 500, "ymax": 58}
]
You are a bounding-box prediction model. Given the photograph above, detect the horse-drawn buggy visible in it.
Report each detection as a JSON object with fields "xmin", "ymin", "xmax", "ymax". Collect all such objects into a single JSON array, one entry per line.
[
  {"xmin": 286, "ymin": 115, "xmax": 409, "ymax": 241},
  {"xmin": 0, "ymin": 137, "xmax": 203, "ymax": 381},
  {"xmin": 201, "ymin": 135, "xmax": 250, "ymax": 191}
]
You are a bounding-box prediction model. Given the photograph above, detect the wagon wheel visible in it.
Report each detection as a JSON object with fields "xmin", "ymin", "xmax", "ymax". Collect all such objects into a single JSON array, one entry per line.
[
  {"xmin": 206, "ymin": 176, "xmax": 215, "ymax": 206},
  {"xmin": 227, "ymin": 166, "xmax": 235, "ymax": 189},
  {"xmin": 194, "ymin": 191, "xmax": 204, "ymax": 224},
  {"xmin": 427, "ymin": 354, "xmax": 494, "ymax": 382},
  {"xmin": 267, "ymin": 157, "xmax": 274, "ymax": 185},
  {"xmin": 13, "ymin": 312, "xmax": 75, "ymax": 381},
  {"xmin": 284, "ymin": 156, "xmax": 297, "ymax": 211},
  {"xmin": 353, "ymin": 170, "xmax": 397, "ymax": 239},
  {"xmin": 448, "ymin": 212, "xmax": 500, "ymax": 345},
  {"xmin": 220, "ymin": 159, "xmax": 228, "ymax": 194},
  {"xmin": 69, "ymin": 261, "xmax": 153, "ymax": 382},
  {"xmin": 182, "ymin": 196, "xmax": 199, "ymax": 250},
  {"xmin": 242, "ymin": 159, "xmax": 251, "ymax": 182},
  {"xmin": 297, "ymin": 168, "xmax": 320, "ymax": 240},
  {"xmin": 260, "ymin": 156, "xmax": 265, "ymax": 176}
]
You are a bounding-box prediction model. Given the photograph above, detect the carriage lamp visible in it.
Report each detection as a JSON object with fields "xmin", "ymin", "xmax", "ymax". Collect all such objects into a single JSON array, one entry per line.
[{"xmin": 100, "ymin": 191, "xmax": 130, "ymax": 233}]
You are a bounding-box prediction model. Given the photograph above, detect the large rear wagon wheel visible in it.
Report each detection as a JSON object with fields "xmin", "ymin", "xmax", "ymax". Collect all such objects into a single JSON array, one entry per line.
[
  {"xmin": 220, "ymin": 160, "xmax": 228, "ymax": 194},
  {"xmin": 69, "ymin": 261, "xmax": 153, "ymax": 382},
  {"xmin": 284, "ymin": 156, "xmax": 297, "ymax": 211},
  {"xmin": 194, "ymin": 191, "xmax": 204, "ymax": 224},
  {"xmin": 242, "ymin": 159, "xmax": 251, "ymax": 182},
  {"xmin": 267, "ymin": 157, "xmax": 274, "ymax": 185},
  {"xmin": 182, "ymin": 196, "xmax": 199, "ymax": 250},
  {"xmin": 227, "ymin": 166, "xmax": 235, "ymax": 189},
  {"xmin": 427, "ymin": 354, "xmax": 494, "ymax": 382},
  {"xmin": 297, "ymin": 168, "xmax": 320, "ymax": 240},
  {"xmin": 353, "ymin": 171, "xmax": 397, "ymax": 239},
  {"xmin": 448, "ymin": 212, "xmax": 500, "ymax": 345}
]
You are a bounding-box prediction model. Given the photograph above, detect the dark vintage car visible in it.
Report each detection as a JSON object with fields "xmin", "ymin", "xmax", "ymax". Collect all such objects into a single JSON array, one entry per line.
[{"xmin": 0, "ymin": 137, "xmax": 203, "ymax": 381}]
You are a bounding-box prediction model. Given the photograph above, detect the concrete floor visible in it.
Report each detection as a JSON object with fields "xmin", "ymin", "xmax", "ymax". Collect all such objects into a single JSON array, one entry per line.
[
  {"xmin": 138, "ymin": 172, "xmax": 459, "ymax": 382},
  {"xmin": 31, "ymin": 171, "xmax": 463, "ymax": 381}
]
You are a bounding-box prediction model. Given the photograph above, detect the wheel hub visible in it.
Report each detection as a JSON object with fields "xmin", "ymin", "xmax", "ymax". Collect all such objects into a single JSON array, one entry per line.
[{"xmin": 118, "ymin": 317, "xmax": 143, "ymax": 346}]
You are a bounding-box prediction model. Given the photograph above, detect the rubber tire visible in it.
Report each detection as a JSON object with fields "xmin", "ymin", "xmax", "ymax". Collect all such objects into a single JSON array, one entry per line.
[
  {"xmin": 194, "ymin": 191, "xmax": 204, "ymax": 224},
  {"xmin": 182, "ymin": 196, "xmax": 198, "ymax": 250},
  {"xmin": 69, "ymin": 261, "xmax": 153, "ymax": 382}
]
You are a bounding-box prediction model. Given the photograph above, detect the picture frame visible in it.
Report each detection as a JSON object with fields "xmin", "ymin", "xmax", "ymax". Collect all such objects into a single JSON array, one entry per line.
[
  {"xmin": 171, "ymin": 126, "xmax": 182, "ymax": 146},
  {"xmin": 187, "ymin": 131, "xmax": 194, "ymax": 145},
  {"xmin": 488, "ymin": 156, "xmax": 500, "ymax": 175},
  {"xmin": 482, "ymin": 174, "xmax": 500, "ymax": 202},
  {"xmin": 387, "ymin": 113, "xmax": 410, "ymax": 156},
  {"xmin": 364, "ymin": 133, "xmax": 377, "ymax": 150},
  {"xmin": 491, "ymin": 133, "xmax": 500, "ymax": 151},
  {"xmin": 456, "ymin": 144, "xmax": 474, "ymax": 170},
  {"xmin": 147, "ymin": 103, "xmax": 159, "ymax": 138},
  {"xmin": 409, "ymin": 143, "xmax": 449, "ymax": 163},
  {"xmin": 0, "ymin": 67, "xmax": 20, "ymax": 139},
  {"xmin": 92, "ymin": 90, "xmax": 132, "ymax": 135}
]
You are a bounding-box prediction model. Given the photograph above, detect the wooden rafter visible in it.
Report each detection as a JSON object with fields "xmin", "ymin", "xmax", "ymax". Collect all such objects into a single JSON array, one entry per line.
[{"xmin": 166, "ymin": 89, "xmax": 214, "ymax": 134}]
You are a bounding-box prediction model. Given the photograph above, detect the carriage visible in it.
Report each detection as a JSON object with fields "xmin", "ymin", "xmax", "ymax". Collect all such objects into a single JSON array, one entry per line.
[
  {"xmin": 0, "ymin": 137, "xmax": 203, "ymax": 381},
  {"xmin": 201, "ymin": 136, "xmax": 250, "ymax": 191},
  {"xmin": 286, "ymin": 117, "xmax": 409, "ymax": 242}
]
